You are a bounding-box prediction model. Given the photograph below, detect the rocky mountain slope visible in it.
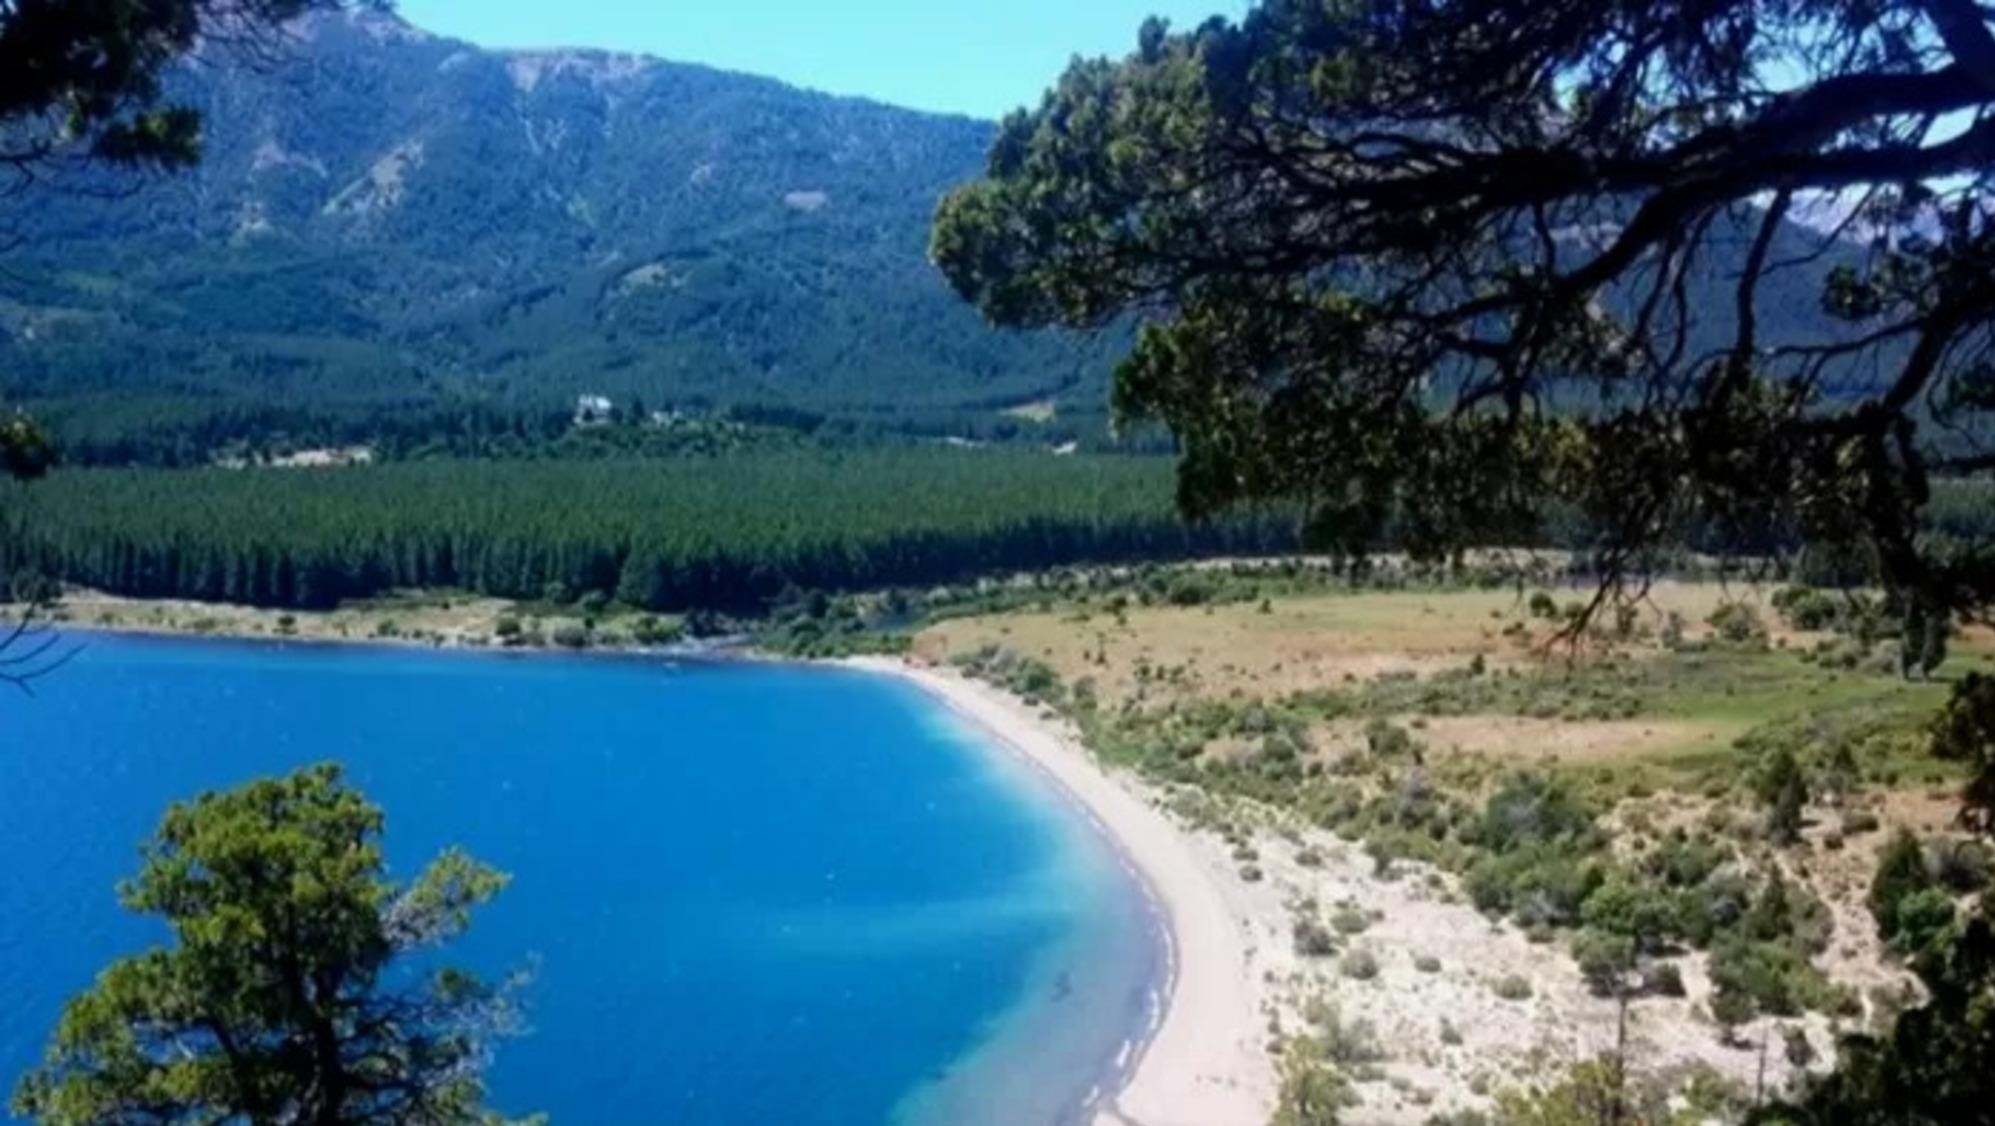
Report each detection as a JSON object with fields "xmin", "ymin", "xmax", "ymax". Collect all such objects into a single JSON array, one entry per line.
[{"xmin": 0, "ymin": 10, "xmax": 1112, "ymax": 428}]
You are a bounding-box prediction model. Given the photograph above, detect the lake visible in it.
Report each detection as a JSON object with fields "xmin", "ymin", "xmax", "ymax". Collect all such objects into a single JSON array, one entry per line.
[{"xmin": 0, "ymin": 633, "xmax": 1158, "ymax": 1124}]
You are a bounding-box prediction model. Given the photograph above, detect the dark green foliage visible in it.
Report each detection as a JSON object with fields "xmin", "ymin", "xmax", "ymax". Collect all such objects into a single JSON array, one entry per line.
[
  {"xmin": 1890, "ymin": 890, "xmax": 1959, "ymax": 962},
  {"xmin": 1571, "ymin": 929, "xmax": 1636, "ymax": 996},
  {"xmin": 1708, "ymin": 936, "xmax": 1814, "ymax": 1019},
  {"xmin": 0, "ymin": 453, "xmax": 1296, "ymax": 612},
  {"xmin": 1580, "ymin": 874, "xmax": 1681, "ymax": 955},
  {"xmin": 0, "ymin": 413, "xmax": 55, "ymax": 483},
  {"xmin": 934, "ymin": 0, "xmax": 1995, "ymax": 627},
  {"xmin": 1645, "ymin": 962, "xmax": 1687, "ymax": 998},
  {"xmin": 1757, "ymin": 747, "xmax": 1810, "ymax": 846},
  {"xmin": 1642, "ymin": 830, "xmax": 1729, "ymax": 889},
  {"xmin": 1772, "ymin": 587, "xmax": 1842, "ymax": 632},
  {"xmin": 1756, "ymin": 912, "xmax": 1995, "ymax": 1126},
  {"xmin": 10, "ymin": 765, "xmax": 519, "ymax": 1125},
  {"xmin": 1708, "ymin": 603, "xmax": 1769, "ymax": 646},
  {"xmin": 1871, "ymin": 830, "xmax": 1937, "ymax": 942},
  {"xmin": 1929, "ymin": 674, "xmax": 1995, "ymax": 833},
  {"xmin": 1473, "ymin": 774, "xmax": 1595, "ymax": 854}
]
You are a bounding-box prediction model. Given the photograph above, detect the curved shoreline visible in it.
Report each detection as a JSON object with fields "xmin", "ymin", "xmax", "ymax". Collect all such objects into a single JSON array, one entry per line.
[{"xmin": 845, "ymin": 657, "xmax": 1270, "ymax": 1126}]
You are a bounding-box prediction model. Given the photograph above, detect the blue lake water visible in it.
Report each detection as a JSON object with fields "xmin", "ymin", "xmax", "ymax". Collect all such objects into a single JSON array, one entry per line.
[{"xmin": 0, "ymin": 634, "xmax": 1158, "ymax": 1124}]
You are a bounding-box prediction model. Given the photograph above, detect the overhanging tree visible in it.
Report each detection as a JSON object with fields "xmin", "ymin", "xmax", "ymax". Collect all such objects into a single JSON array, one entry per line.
[
  {"xmin": 934, "ymin": 1, "xmax": 1995, "ymax": 1117},
  {"xmin": 1, "ymin": 0, "xmax": 376, "ymax": 183},
  {"xmin": 933, "ymin": 0, "xmax": 1995, "ymax": 617},
  {"xmin": 12, "ymin": 763, "xmax": 527, "ymax": 1125}
]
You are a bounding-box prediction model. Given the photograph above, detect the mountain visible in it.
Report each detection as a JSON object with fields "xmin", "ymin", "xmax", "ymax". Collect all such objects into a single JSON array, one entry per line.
[{"xmin": 0, "ymin": 10, "xmax": 1117, "ymax": 452}]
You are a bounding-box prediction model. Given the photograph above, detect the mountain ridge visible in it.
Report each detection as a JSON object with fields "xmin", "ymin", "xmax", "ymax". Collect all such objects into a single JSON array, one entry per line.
[{"xmin": 0, "ymin": 8, "xmax": 1117, "ymax": 454}]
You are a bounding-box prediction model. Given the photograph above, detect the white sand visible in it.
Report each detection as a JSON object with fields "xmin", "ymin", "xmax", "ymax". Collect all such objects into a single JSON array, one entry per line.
[{"xmin": 845, "ymin": 657, "xmax": 1275, "ymax": 1126}]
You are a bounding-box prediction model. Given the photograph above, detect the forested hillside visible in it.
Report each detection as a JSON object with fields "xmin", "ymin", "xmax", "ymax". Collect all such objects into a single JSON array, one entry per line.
[
  {"xmin": 0, "ymin": 10, "xmax": 1121, "ymax": 459},
  {"xmin": 0, "ymin": 9, "xmax": 1902, "ymax": 471}
]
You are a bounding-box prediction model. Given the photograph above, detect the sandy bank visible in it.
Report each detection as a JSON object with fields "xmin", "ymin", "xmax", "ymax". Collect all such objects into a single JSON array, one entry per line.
[{"xmin": 844, "ymin": 657, "xmax": 1274, "ymax": 1126}]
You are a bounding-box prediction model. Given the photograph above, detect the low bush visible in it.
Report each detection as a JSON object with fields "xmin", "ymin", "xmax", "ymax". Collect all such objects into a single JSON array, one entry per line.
[
  {"xmin": 1645, "ymin": 962, "xmax": 1687, "ymax": 997},
  {"xmin": 1341, "ymin": 949, "xmax": 1380, "ymax": 980},
  {"xmin": 1293, "ymin": 919, "xmax": 1338, "ymax": 958},
  {"xmin": 1708, "ymin": 602, "xmax": 1769, "ymax": 645}
]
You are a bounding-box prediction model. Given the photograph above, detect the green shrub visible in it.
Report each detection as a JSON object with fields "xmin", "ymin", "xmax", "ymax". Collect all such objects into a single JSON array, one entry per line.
[
  {"xmin": 1645, "ymin": 962, "xmax": 1686, "ymax": 997},
  {"xmin": 1643, "ymin": 830, "xmax": 1729, "ymax": 888},
  {"xmin": 1572, "ymin": 929, "xmax": 1636, "ymax": 996},
  {"xmin": 1711, "ymin": 986, "xmax": 1756, "ymax": 1038},
  {"xmin": 1314, "ymin": 1005, "xmax": 1385, "ymax": 1065},
  {"xmin": 1581, "ymin": 874, "xmax": 1682, "ymax": 952},
  {"xmin": 1475, "ymin": 772, "xmax": 1595, "ymax": 852},
  {"xmin": 1889, "ymin": 888, "xmax": 1958, "ymax": 960},
  {"xmin": 1330, "ymin": 906, "xmax": 1370, "ymax": 935},
  {"xmin": 1341, "ymin": 949, "xmax": 1380, "ymax": 980},
  {"xmin": 550, "ymin": 623, "xmax": 591, "ymax": 649},
  {"xmin": 1756, "ymin": 746, "xmax": 1809, "ymax": 846},
  {"xmin": 1414, "ymin": 954, "xmax": 1442, "ymax": 973},
  {"xmin": 1492, "ymin": 974, "xmax": 1533, "ymax": 1001},
  {"xmin": 630, "ymin": 615, "xmax": 685, "ymax": 646},
  {"xmin": 1708, "ymin": 602, "xmax": 1768, "ymax": 644},
  {"xmin": 1870, "ymin": 829, "xmax": 1934, "ymax": 940},
  {"xmin": 1784, "ymin": 1026, "xmax": 1817, "ymax": 1069},
  {"xmin": 1272, "ymin": 1036, "xmax": 1348, "ymax": 1126},
  {"xmin": 1293, "ymin": 919, "xmax": 1338, "ymax": 958},
  {"xmin": 1707, "ymin": 935, "xmax": 1819, "ymax": 1017},
  {"xmin": 1773, "ymin": 587, "xmax": 1841, "ymax": 631},
  {"xmin": 1930, "ymin": 839, "xmax": 1993, "ymax": 894}
]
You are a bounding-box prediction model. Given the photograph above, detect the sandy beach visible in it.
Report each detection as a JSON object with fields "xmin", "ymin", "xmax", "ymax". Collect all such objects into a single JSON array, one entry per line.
[
  {"xmin": 845, "ymin": 656, "xmax": 1276, "ymax": 1126},
  {"xmin": 851, "ymin": 655, "xmax": 1862, "ymax": 1126}
]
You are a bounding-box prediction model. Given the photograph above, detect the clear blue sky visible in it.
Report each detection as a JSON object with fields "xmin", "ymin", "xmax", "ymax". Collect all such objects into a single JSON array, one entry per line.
[{"xmin": 394, "ymin": 1, "xmax": 1247, "ymax": 118}]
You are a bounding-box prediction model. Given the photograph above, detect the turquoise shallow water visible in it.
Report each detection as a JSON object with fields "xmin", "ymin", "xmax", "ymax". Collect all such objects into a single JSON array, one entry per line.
[{"xmin": 0, "ymin": 634, "xmax": 1157, "ymax": 1124}]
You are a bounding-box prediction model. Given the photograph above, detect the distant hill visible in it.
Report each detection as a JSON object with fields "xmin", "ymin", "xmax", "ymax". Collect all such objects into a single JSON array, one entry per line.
[
  {"xmin": 0, "ymin": 10, "xmax": 1899, "ymax": 468},
  {"xmin": 0, "ymin": 10, "xmax": 1120, "ymax": 452}
]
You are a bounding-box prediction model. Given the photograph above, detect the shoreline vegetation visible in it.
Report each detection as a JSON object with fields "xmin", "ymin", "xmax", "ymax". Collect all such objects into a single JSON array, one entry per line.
[{"xmin": 15, "ymin": 558, "xmax": 1995, "ymax": 1122}]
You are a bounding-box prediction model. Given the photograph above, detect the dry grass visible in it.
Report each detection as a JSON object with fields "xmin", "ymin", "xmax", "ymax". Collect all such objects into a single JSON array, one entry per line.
[
  {"xmin": 914, "ymin": 580, "xmax": 1821, "ymax": 711},
  {"xmin": 1403, "ymin": 714, "xmax": 1735, "ymax": 765}
]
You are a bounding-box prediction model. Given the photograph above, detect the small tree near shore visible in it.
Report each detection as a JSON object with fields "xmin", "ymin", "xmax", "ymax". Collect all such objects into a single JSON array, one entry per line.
[{"xmin": 12, "ymin": 764, "xmax": 528, "ymax": 1125}]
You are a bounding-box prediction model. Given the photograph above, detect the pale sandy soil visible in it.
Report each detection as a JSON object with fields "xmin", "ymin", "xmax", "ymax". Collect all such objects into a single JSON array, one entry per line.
[
  {"xmin": 32, "ymin": 589, "xmax": 674, "ymax": 652},
  {"xmin": 848, "ymin": 656, "xmax": 1898, "ymax": 1125},
  {"xmin": 46, "ymin": 589, "xmax": 519, "ymax": 645}
]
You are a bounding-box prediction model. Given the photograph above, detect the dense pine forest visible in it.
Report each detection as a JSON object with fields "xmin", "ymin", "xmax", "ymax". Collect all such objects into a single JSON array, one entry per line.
[
  {"xmin": 7, "ymin": 449, "xmax": 1990, "ymax": 617},
  {"xmin": 0, "ymin": 452, "xmax": 1297, "ymax": 612}
]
